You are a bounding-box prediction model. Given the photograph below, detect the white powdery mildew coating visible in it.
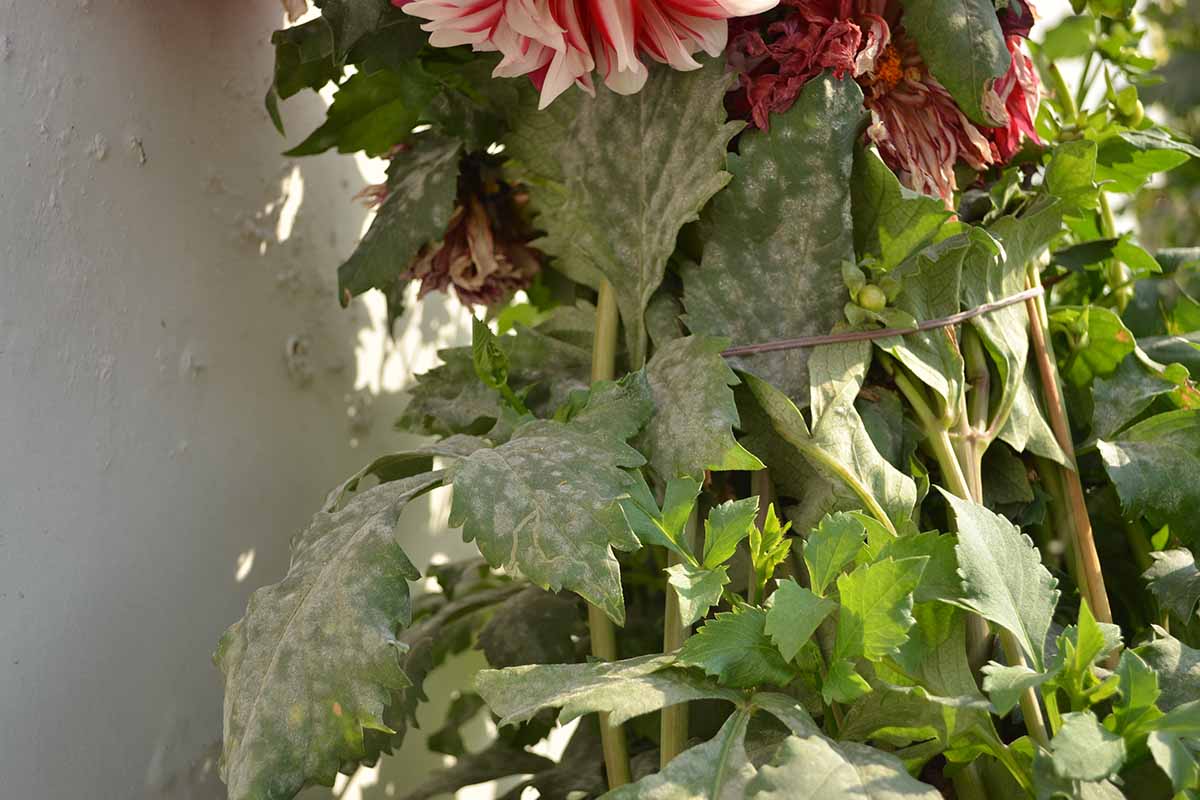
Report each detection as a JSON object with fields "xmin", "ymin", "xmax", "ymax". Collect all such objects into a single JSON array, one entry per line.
[
  {"xmin": 449, "ymin": 422, "xmax": 643, "ymax": 623},
  {"xmin": 476, "ymin": 653, "xmax": 740, "ymax": 728},
  {"xmin": 685, "ymin": 75, "xmax": 864, "ymax": 403},
  {"xmin": 216, "ymin": 471, "xmax": 443, "ymax": 800},
  {"xmin": 518, "ymin": 60, "xmax": 741, "ymax": 367},
  {"xmin": 641, "ymin": 335, "xmax": 759, "ymax": 481},
  {"xmin": 340, "ymin": 137, "xmax": 461, "ymax": 298}
]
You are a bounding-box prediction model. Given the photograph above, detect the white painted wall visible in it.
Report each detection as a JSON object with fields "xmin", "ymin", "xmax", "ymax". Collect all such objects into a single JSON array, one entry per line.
[{"xmin": 0, "ymin": 2, "xmax": 474, "ymax": 798}]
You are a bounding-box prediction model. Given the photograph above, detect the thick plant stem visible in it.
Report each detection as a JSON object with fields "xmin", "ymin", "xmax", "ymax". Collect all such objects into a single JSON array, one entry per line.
[
  {"xmin": 1024, "ymin": 271, "xmax": 1114, "ymax": 630},
  {"xmin": 589, "ymin": 280, "xmax": 632, "ymax": 789},
  {"xmin": 661, "ymin": 511, "xmax": 698, "ymax": 767},
  {"xmin": 999, "ymin": 630, "xmax": 1052, "ymax": 749}
]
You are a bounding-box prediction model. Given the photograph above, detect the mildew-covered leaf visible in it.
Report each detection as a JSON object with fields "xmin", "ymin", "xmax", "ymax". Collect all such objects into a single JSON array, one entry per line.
[
  {"xmin": 685, "ymin": 75, "xmax": 863, "ymax": 401},
  {"xmin": 603, "ymin": 709, "xmax": 756, "ymax": 800},
  {"xmin": 940, "ymin": 490, "xmax": 1060, "ymax": 669},
  {"xmin": 449, "ymin": 387, "xmax": 651, "ymax": 623},
  {"xmin": 476, "ymin": 653, "xmax": 740, "ymax": 727},
  {"xmin": 746, "ymin": 734, "xmax": 942, "ymax": 799},
  {"xmin": 1098, "ymin": 410, "xmax": 1200, "ymax": 545},
  {"xmin": 337, "ymin": 135, "xmax": 461, "ymax": 302},
  {"xmin": 399, "ymin": 322, "xmax": 593, "ymax": 438},
  {"xmin": 216, "ymin": 471, "xmax": 444, "ymax": 800},
  {"xmin": 323, "ymin": 435, "xmax": 489, "ymax": 511},
  {"xmin": 505, "ymin": 59, "xmax": 740, "ymax": 366},
  {"xmin": 1143, "ymin": 549, "xmax": 1200, "ymax": 622},
  {"xmin": 740, "ymin": 372, "xmax": 916, "ymax": 533},
  {"xmin": 1092, "ymin": 353, "xmax": 1183, "ymax": 440},
  {"xmin": 640, "ymin": 335, "xmax": 763, "ymax": 480},
  {"xmin": 1138, "ymin": 633, "xmax": 1200, "ymax": 713},
  {"xmin": 477, "ymin": 587, "xmax": 582, "ymax": 668},
  {"xmin": 1047, "ymin": 712, "xmax": 1126, "ymax": 782}
]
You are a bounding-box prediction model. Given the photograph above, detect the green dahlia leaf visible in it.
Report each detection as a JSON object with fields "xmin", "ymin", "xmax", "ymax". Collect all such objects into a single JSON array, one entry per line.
[
  {"xmin": 746, "ymin": 734, "xmax": 941, "ymax": 799},
  {"xmin": 702, "ymin": 496, "xmax": 760, "ymax": 569},
  {"xmin": 833, "ymin": 557, "xmax": 929, "ymax": 663},
  {"xmin": 619, "ymin": 473, "xmax": 701, "ymax": 561},
  {"xmin": 603, "ymin": 709, "xmax": 756, "ymax": 800},
  {"xmin": 475, "ymin": 653, "xmax": 740, "ymax": 728},
  {"xmin": 322, "ymin": 434, "xmax": 489, "ymax": 511},
  {"xmin": 896, "ymin": 0, "xmax": 1010, "ymax": 126},
  {"xmin": 1144, "ymin": 549, "xmax": 1200, "ymax": 622},
  {"xmin": 804, "ymin": 511, "xmax": 868, "ymax": 597},
  {"xmin": 749, "ymin": 505, "xmax": 793, "ymax": 599},
  {"xmin": 1114, "ymin": 649, "xmax": 1161, "ymax": 733},
  {"xmin": 876, "ymin": 236, "xmax": 968, "ymax": 412},
  {"xmin": 1147, "ymin": 731, "xmax": 1199, "ymax": 793},
  {"xmin": 640, "ymin": 335, "xmax": 763, "ymax": 481},
  {"xmin": 216, "ymin": 471, "xmax": 444, "ymax": 800},
  {"xmin": 740, "ymin": 372, "xmax": 916, "ymax": 532},
  {"xmin": 678, "ymin": 608, "xmax": 797, "ymax": 689},
  {"xmin": 765, "ymin": 579, "xmax": 837, "ymax": 663},
  {"xmin": 314, "ymin": 0, "xmax": 406, "ymax": 63},
  {"xmin": 1092, "ymin": 352, "xmax": 1182, "ymax": 440},
  {"xmin": 449, "ymin": 385, "xmax": 652, "ymax": 623},
  {"xmin": 982, "ymin": 663, "xmax": 1054, "ymax": 717},
  {"xmin": 851, "ymin": 146, "xmax": 952, "ymax": 271},
  {"xmin": 1043, "ymin": 139, "xmax": 1100, "ymax": 214},
  {"xmin": 337, "ymin": 135, "xmax": 461, "ymax": 302},
  {"xmin": 1048, "ymin": 711, "xmax": 1126, "ymax": 782},
  {"xmin": 399, "ymin": 321, "xmax": 593, "ymax": 438},
  {"xmin": 666, "ymin": 562, "xmax": 730, "ymax": 627},
  {"xmin": 1050, "ymin": 306, "xmax": 1137, "ymax": 388},
  {"xmin": 1095, "ymin": 129, "xmax": 1200, "ymax": 194},
  {"xmin": 941, "ymin": 490, "xmax": 1059, "ymax": 669},
  {"xmin": 287, "ymin": 67, "xmax": 439, "ymax": 157},
  {"xmin": 1098, "ymin": 410, "xmax": 1200, "ymax": 545},
  {"xmin": 505, "ymin": 59, "xmax": 740, "ymax": 366},
  {"xmin": 685, "ymin": 74, "xmax": 864, "ymax": 401},
  {"xmin": 1137, "ymin": 633, "xmax": 1200, "ymax": 713}
]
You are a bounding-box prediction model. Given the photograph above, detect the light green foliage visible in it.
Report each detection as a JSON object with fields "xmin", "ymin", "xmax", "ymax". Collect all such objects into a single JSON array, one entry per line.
[
  {"xmin": 399, "ymin": 320, "xmax": 594, "ymax": 438},
  {"xmin": 471, "ymin": 318, "xmax": 527, "ymax": 414},
  {"xmin": 475, "ymin": 653, "xmax": 740, "ymax": 727},
  {"xmin": 876, "ymin": 235, "xmax": 969, "ymax": 412},
  {"xmin": 337, "ymin": 135, "xmax": 461, "ymax": 301},
  {"xmin": 874, "ymin": 531, "xmax": 961, "ymax": 604},
  {"xmin": 1144, "ymin": 549, "xmax": 1200, "ymax": 622},
  {"xmin": 449, "ymin": 380, "xmax": 652, "ymax": 623},
  {"xmin": 685, "ymin": 75, "xmax": 863, "ymax": 401},
  {"xmin": 764, "ymin": 579, "xmax": 836, "ymax": 662},
  {"xmin": 804, "ymin": 512, "xmax": 868, "ymax": 597},
  {"xmin": 640, "ymin": 335, "xmax": 763, "ymax": 480},
  {"xmin": 824, "ymin": 658, "xmax": 873, "ymax": 704},
  {"xmin": 741, "ymin": 373, "xmax": 916, "ymax": 533},
  {"xmin": 746, "ymin": 733, "xmax": 941, "ymax": 799},
  {"xmin": 851, "ymin": 147, "xmax": 952, "ymax": 271},
  {"xmin": 505, "ymin": 60, "xmax": 740, "ymax": 366},
  {"xmin": 941, "ymin": 490, "xmax": 1059, "ymax": 669},
  {"xmin": 216, "ymin": 472, "xmax": 444, "ymax": 800},
  {"xmin": 749, "ymin": 505, "xmax": 792, "ymax": 600},
  {"xmin": 1099, "ymin": 410, "xmax": 1200, "ymax": 545},
  {"xmin": 1138, "ymin": 633, "xmax": 1200, "ymax": 713},
  {"xmin": 982, "ymin": 663, "xmax": 1054, "ymax": 717},
  {"xmin": 702, "ymin": 496, "xmax": 760, "ymax": 569},
  {"xmin": 603, "ymin": 710, "xmax": 756, "ymax": 800},
  {"xmin": 1096, "ymin": 129, "xmax": 1200, "ymax": 193},
  {"xmin": 833, "ymin": 557, "xmax": 929, "ymax": 663},
  {"xmin": 619, "ymin": 474, "xmax": 701, "ymax": 561},
  {"xmin": 1051, "ymin": 306, "xmax": 1137, "ymax": 387},
  {"xmin": 667, "ymin": 562, "xmax": 730, "ymax": 628},
  {"xmin": 1047, "ymin": 712, "xmax": 1126, "ymax": 782},
  {"xmin": 677, "ymin": 609, "xmax": 797, "ymax": 689},
  {"xmin": 896, "ymin": 0, "xmax": 1011, "ymax": 125}
]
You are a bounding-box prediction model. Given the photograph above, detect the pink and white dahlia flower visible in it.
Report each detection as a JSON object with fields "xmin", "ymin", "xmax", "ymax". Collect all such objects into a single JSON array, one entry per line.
[
  {"xmin": 396, "ymin": 0, "xmax": 780, "ymax": 108},
  {"xmin": 729, "ymin": 0, "xmax": 1042, "ymax": 203}
]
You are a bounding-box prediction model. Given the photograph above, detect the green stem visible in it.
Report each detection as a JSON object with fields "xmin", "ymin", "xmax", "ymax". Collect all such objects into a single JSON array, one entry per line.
[
  {"xmin": 1042, "ymin": 686, "xmax": 1064, "ymax": 736},
  {"xmin": 661, "ymin": 510, "xmax": 698, "ymax": 767},
  {"xmin": 884, "ymin": 355, "xmax": 973, "ymax": 500},
  {"xmin": 1074, "ymin": 51, "xmax": 1096, "ymax": 116},
  {"xmin": 589, "ymin": 281, "xmax": 632, "ymax": 790},
  {"xmin": 999, "ymin": 629, "xmax": 1051, "ymax": 749},
  {"xmin": 952, "ymin": 764, "xmax": 991, "ymax": 800},
  {"xmin": 1024, "ymin": 269, "xmax": 1115, "ymax": 631},
  {"xmin": 1099, "ymin": 193, "xmax": 1132, "ymax": 312}
]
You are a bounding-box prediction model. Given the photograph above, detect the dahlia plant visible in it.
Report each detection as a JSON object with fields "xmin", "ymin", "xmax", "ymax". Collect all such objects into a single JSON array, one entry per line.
[{"xmin": 229, "ymin": 0, "xmax": 1200, "ymax": 797}]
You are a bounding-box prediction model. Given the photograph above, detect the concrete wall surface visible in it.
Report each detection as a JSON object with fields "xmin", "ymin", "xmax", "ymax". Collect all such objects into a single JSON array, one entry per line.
[{"xmin": 0, "ymin": 2, "xmax": 474, "ymax": 797}]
